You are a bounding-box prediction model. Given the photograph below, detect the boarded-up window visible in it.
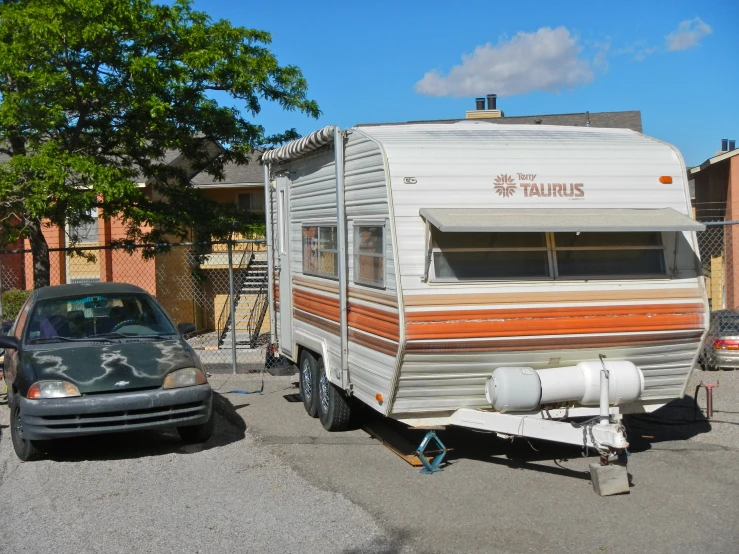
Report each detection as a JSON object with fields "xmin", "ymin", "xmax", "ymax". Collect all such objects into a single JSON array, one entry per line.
[
  {"xmin": 303, "ymin": 225, "xmax": 338, "ymax": 279},
  {"xmin": 354, "ymin": 225, "xmax": 385, "ymax": 288}
]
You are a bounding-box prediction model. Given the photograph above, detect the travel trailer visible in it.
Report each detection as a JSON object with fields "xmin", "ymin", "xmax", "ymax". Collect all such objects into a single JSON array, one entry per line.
[{"xmin": 261, "ymin": 122, "xmax": 708, "ymax": 469}]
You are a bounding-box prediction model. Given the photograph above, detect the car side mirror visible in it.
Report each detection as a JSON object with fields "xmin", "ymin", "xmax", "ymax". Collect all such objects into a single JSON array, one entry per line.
[
  {"xmin": 0, "ymin": 336, "xmax": 20, "ymax": 350},
  {"xmin": 177, "ymin": 322, "xmax": 197, "ymax": 336}
]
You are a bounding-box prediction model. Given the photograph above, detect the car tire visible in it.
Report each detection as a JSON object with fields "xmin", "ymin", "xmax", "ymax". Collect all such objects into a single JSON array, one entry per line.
[
  {"xmin": 177, "ymin": 412, "xmax": 215, "ymax": 444},
  {"xmin": 10, "ymin": 404, "xmax": 45, "ymax": 462},
  {"xmin": 299, "ymin": 349, "xmax": 319, "ymax": 418},
  {"xmin": 316, "ymin": 364, "xmax": 351, "ymax": 432}
]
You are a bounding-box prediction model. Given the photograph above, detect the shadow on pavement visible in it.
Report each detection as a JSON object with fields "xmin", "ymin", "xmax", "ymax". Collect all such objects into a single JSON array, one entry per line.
[
  {"xmin": 624, "ymin": 395, "xmax": 712, "ymax": 452},
  {"xmin": 342, "ymin": 528, "xmax": 414, "ymax": 554},
  {"xmin": 359, "ymin": 411, "xmax": 593, "ymax": 481},
  {"xmin": 42, "ymin": 393, "xmax": 247, "ymax": 462}
]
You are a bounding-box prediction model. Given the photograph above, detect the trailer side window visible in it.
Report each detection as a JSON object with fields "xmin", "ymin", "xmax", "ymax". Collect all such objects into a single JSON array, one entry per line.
[
  {"xmin": 354, "ymin": 225, "xmax": 385, "ymax": 288},
  {"xmin": 430, "ymin": 229, "xmax": 666, "ymax": 281},
  {"xmin": 552, "ymin": 232, "xmax": 665, "ymax": 277},
  {"xmin": 432, "ymin": 230, "xmax": 550, "ymax": 280},
  {"xmin": 302, "ymin": 225, "xmax": 338, "ymax": 279}
]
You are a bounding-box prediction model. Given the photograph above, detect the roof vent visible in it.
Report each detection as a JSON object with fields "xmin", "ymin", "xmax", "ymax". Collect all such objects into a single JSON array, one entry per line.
[
  {"xmin": 475, "ymin": 98, "xmax": 485, "ymax": 110},
  {"xmin": 730, "ymin": 140, "xmax": 736, "ymax": 152},
  {"xmin": 722, "ymin": 139, "xmax": 729, "ymax": 151}
]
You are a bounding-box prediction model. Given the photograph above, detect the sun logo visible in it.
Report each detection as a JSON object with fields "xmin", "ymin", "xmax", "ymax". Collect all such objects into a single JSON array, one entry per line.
[{"xmin": 494, "ymin": 174, "xmax": 517, "ymax": 197}]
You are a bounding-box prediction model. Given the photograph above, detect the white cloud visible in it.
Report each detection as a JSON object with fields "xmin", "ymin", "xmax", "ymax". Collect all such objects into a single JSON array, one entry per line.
[
  {"xmin": 415, "ymin": 27, "xmax": 594, "ymax": 98},
  {"xmin": 666, "ymin": 18, "xmax": 712, "ymax": 51}
]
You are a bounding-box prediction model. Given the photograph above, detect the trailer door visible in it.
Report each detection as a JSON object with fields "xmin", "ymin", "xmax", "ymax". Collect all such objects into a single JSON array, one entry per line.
[{"xmin": 276, "ymin": 176, "xmax": 294, "ymax": 357}]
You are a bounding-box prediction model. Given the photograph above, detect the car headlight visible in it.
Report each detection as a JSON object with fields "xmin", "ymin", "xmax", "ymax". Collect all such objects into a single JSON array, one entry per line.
[
  {"xmin": 163, "ymin": 367, "xmax": 207, "ymax": 389},
  {"xmin": 28, "ymin": 381, "xmax": 81, "ymax": 399}
]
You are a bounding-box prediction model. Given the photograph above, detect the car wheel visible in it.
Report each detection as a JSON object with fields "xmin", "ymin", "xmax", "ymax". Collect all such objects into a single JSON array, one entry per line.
[
  {"xmin": 316, "ymin": 365, "xmax": 351, "ymax": 432},
  {"xmin": 10, "ymin": 405, "xmax": 44, "ymax": 462},
  {"xmin": 177, "ymin": 412, "xmax": 215, "ymax": 444},
  {"xmin": 299, "ymin": 350, "xmax": 319, "ymax": 418}
]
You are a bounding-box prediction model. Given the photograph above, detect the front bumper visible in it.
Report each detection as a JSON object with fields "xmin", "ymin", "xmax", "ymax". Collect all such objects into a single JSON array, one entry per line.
[{"xmin": 19, "ymin": 384, "xmax": 212, "ymax": 440}]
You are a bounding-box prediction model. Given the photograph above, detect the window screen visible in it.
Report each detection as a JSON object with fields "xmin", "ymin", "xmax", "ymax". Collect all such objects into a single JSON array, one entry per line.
[
  {"xmin": 303, "ymin": 225, "xmax": 338, "ymax": 279},
  {"xmin": 431, "ymin": 230, "xmax": 666, "ymax": 281},
  {"xmin": 552, "ymin": 232, "xmax": 665, "ymax": 277},
  {"xmin": 354, "ymin": 225, "xmax": 385, "ymax": 288},
  {"xmin": 431, "ymin": 229, "xmax": 549, "ymax": 280}
]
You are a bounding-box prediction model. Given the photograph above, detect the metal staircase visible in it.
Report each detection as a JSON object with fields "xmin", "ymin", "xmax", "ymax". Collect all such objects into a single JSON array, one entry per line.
[{"xmin": 217, "ymin": 254, "xmax": 269, "ymax": 349}]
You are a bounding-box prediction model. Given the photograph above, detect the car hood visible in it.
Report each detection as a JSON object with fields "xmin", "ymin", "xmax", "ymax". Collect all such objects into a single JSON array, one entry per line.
[{"xmin": 24, "ymin": 339, "xmax": 198, "ymax": 394}]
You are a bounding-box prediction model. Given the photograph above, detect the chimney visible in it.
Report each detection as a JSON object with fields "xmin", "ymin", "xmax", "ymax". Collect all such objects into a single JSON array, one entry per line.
[
  {"xmin": 722, "ymin": 139, "xmax": 729, "ymax": 151},
  {"xmin": 466, "ymin": 94, "xmax": 503, "ymax": 119},
  {"xmin": 730, "ymin": 140, "xmax": 736, "ymax": 152}
]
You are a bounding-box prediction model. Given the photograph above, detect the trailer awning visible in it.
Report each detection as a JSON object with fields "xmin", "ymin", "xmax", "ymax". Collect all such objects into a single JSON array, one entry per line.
[{"xmin": 419, "ymin": 207, "xmax": 705, "ymax": 233}]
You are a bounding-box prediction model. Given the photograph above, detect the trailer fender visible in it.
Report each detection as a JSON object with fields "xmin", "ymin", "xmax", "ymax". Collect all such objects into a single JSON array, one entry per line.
[{"xmin": 293, "ymin": 330, "xmax": 340, "ymax": 387}]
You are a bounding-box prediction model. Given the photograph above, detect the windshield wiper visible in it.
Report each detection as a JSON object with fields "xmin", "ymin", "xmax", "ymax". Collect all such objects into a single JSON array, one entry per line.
[
  {"xmin": 90, "ymin": 332, "xmax": 173, "ymax": 341},
  {"xmin": 29, "ymin": 336, "xmax": 116, "ymax": 344},
  {"xmin": 119, "ymin": 333, "xmax": 172, "ymax": 341}
]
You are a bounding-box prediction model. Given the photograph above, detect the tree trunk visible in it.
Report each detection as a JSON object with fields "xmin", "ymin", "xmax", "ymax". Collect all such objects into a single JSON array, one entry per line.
[{"xmin": 27, "ymin": 219, "xmax": 51, "ymax": 289}]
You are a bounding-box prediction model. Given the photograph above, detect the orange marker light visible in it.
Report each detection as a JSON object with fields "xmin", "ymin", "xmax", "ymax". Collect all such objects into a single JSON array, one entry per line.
[
  {"xmin": 28, "ymin": 383, "xmax": 41, "ymax": 399},
  {"xmin": 659, "ymin": 176, "xmax": 673, "ymax": 184},
  {"xmin": 375, "ymin": 393, "xmax": 384, "ymax": 403}
]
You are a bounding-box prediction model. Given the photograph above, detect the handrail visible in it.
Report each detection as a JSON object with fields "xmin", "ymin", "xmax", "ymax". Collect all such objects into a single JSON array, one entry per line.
[
  {"xmin": 216, "ymin": 242, "xmax": 255, "ymax": 346},
  {"xmin": 246, "ymin": 272, "xmax": 269, "ymax": 348}
]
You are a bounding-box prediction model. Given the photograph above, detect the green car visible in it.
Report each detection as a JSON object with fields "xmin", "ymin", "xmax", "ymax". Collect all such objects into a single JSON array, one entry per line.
[{"xmin": 0, "ymin": 282, "xmax": 213, "ymax": 461}]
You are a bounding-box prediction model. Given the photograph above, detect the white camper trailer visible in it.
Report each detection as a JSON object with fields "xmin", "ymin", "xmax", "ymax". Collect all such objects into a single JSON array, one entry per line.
[{"xmin": 262, "ymin": 122, "xmax": 708, "ymax": 463}]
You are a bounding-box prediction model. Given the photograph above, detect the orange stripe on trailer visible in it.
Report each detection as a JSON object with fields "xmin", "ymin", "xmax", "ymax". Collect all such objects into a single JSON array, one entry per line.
[{"xmin": 406, "ymin": 307, "xmax": 704, "ymax": 341}]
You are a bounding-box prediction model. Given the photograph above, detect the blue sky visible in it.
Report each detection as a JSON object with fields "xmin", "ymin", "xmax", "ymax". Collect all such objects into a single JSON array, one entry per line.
[{"xmin": 193, "ymin": 0, "xmax": 738, "ymax": 167}]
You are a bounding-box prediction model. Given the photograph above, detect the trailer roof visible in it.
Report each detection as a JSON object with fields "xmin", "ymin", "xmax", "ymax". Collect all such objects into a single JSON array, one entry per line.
[{"xmin": 420, "ymin": 207, "xmax": 705, "ymax": 233}]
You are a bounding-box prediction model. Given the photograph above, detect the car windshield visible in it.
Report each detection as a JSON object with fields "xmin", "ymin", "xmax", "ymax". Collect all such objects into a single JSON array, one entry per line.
[{"xmin": 25, "ymin": 293, "xmax": 176, "ymax": 343}]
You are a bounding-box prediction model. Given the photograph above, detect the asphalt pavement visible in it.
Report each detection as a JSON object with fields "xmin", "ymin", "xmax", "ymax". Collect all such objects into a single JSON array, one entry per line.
[
  {"xmin": 0, "ymin": 389, "xmax": 403, "ymax": 554},
  {"xmin": 0, "ymin": 368, "xmax": 737, "ymax": 554}
]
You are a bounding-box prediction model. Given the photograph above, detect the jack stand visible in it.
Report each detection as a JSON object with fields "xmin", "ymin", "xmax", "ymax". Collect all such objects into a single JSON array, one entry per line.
[
  {"xmin": 694, "ymin": 381, "xmax": 719, "ymax": 419},
  {"xmin": 415, "ymin": 431, "xmax": 447, "ymax": 474}
]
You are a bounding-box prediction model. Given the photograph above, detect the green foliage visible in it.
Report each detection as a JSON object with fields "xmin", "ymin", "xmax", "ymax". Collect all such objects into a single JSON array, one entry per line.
[
  {"xmin": 0, "ymin": 0, "xmax": 318, "ymax": 284},
  {"xmin": 1, "ymin": 289, "xmax": 31, "ymax": 321}
]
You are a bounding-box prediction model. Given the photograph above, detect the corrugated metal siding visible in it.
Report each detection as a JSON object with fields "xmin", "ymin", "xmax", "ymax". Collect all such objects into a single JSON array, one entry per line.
[
  {"xmin": 343, "ymin": 133, "xmax": 397, "ymax": 411},
  {"xmin": 392, "ymin": 338, "xmax": 699, "ymax": 414},
  {"xmin": 272, "ymin": 134, "xmax": 398, "ymax": 413}
]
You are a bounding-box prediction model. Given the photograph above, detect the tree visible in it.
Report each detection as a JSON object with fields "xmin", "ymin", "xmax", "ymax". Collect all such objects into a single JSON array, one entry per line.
[{"xmin": 0, "ymin": 0, "xmax": 319, "ymax": 288}]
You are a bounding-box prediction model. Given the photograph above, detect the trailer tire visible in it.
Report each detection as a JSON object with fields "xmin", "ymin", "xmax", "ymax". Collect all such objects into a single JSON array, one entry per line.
[
  {"xmin": 299, "ymin": 349, "xmax": 319, "ymax": 417},
  {"xmin": 317, "ymin": 366, "xmax": 351, "ymax": 432}
]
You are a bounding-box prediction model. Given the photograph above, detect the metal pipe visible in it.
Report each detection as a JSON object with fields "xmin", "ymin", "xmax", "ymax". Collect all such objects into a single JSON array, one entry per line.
[
  {"xmin": 263, "ymin": 162, "xmax": 276, "ymax": 345},
  {"xmin": 333, "ymin": 127, "xmax": 348, "ymax": 374},
  {"xmin": 227, "ymin": 238, "xmax": 237, "ymax": 375},
  {"xmin": 599, "ymin": 355, "xmax": 610, "ymax": 425}
]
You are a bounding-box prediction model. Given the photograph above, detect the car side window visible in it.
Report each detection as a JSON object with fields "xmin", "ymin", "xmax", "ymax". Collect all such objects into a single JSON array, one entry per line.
[{"xmin": 12, "ymin": 298, "xmax": 32, "ymax": 340}]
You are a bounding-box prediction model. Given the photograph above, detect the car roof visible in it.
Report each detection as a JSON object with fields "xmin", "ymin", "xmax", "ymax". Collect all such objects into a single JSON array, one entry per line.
[{"xmin": 33, "ymin": 282, "xmax": 150, "ymax": 301}]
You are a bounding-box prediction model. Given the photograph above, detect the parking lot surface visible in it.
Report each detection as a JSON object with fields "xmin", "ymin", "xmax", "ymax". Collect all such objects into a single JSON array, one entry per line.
[
  {"xmin": 0, "ymin": 391, "xmax": 400, "ymax": 554},
  {"xmin": 1, "ymin": 368, "xmax": 737, "ymax": 554}
]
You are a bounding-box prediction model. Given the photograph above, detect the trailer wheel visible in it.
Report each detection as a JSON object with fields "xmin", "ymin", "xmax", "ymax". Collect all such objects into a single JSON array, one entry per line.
[
  {"xmin": 299, "ymin": 349, "xmax": 319, "ymax": 417},
  {"xmin": 316, "ymin": 366, "xmax": 351, "ymax": 432}
]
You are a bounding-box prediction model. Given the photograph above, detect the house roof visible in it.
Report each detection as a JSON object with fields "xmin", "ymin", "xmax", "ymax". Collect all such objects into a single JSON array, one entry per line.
[
  {"xmin": 688, "ymin": 148, "xmax": 739, "ymax": 176},
  {"xmin": 359, "ymin": 110, "xmax": 643, "ymax": 133},
  {"xmin": 190, "ymin": 156, "xmax": 264, "ymax": 187}
]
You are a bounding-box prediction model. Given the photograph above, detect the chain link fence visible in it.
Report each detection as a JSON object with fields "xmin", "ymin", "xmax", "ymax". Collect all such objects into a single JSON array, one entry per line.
[
  {"xmin": 0, "ymin": 239, "xmax": 284, "ymax": 374},
  {"xmin": 695, "ymin": 199, "xmax": 739, "ymax": 369}
]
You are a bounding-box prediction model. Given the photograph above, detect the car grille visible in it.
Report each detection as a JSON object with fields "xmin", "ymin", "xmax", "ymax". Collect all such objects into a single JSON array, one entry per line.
[{"xmin": 39, "ymin": 401, "xmax": 206, "ymax": 430}]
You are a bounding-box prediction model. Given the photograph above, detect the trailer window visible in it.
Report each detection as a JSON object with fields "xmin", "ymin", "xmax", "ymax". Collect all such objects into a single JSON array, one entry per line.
[
  {"xmin": 431, "ymin": 230, "xmax": 550, "ymax": 280},
  {"xmin": 430, "ymin": 230, "xmax": 666, "ymax": 281},
  {"xmin": 354, "ymin": 225, "xmax": 385, "ymax": 288},
  {"xmin": 302, "ymin": 225, "xmax": 338, "ymax": 279},
  {"xmin": 552, "ymin": 232, "xmax": 665, "ymax": 277}
]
